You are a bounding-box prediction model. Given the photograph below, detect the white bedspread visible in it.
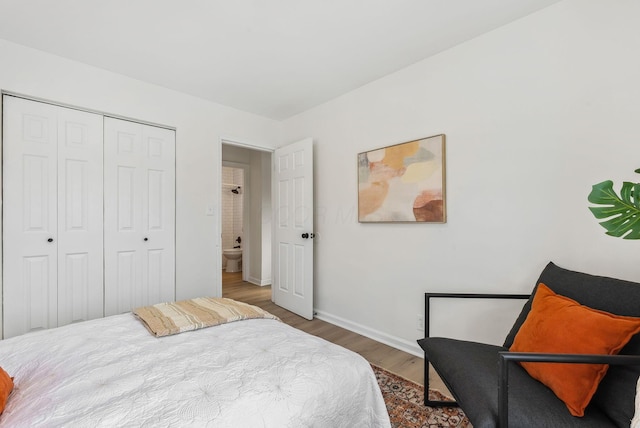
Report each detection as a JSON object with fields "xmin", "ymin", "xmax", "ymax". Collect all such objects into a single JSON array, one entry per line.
[{"xmin": 0, "ymin": 314, "xmax": 390, "ymax": 427}]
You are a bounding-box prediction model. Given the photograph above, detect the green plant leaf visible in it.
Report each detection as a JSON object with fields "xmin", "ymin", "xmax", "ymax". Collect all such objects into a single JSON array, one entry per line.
[{"xmin": 588, "ymin": 180, "xmax": 640, "ymax": 239}]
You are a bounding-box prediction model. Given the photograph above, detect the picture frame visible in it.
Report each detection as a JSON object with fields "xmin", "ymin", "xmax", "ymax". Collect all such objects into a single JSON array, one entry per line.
[{"xmin": 357, "ymin": 134, "xmax": 446, "ymax": 223}]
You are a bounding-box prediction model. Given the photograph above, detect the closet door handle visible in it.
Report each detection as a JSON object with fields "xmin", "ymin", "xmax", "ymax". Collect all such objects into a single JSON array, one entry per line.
[
  {"xmin": 143, "ymin": 237, "xmax": 149, "ymax": 242},
  {"xmin": 47, "ymin": 238, "xmax": 54, "ymax": 243}
]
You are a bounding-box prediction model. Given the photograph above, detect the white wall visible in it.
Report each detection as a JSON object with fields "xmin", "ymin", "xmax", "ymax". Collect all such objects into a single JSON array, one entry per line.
[
  {"xmin": 282, "ymin": 0, "xmax": 640, "ymax": 355},
  {"xmin": 0, "ymin": 38, "xmax": 281, "ymax": 328}
]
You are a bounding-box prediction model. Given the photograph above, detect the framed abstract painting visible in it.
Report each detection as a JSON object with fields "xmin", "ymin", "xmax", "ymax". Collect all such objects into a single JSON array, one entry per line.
[{"xmin": 358, "ymin": 134, "xmax": 446, "ymax": 223}]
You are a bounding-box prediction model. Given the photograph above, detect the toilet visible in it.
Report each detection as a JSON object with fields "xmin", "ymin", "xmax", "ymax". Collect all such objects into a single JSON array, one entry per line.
[{"xmin": 223, "ymin": 248, "xmax": 242, "ymax": 272}]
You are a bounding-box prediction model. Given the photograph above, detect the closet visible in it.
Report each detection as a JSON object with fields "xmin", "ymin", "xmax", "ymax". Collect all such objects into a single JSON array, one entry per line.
[{"xmin": 2, "ymin": 95, "xmax": 175, "ymax": 338}]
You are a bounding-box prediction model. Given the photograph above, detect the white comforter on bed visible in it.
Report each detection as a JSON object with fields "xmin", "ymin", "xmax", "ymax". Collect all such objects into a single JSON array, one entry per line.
[{"xmin": 0, "ymin": 314, "xmax": 390, "ymax": 427}]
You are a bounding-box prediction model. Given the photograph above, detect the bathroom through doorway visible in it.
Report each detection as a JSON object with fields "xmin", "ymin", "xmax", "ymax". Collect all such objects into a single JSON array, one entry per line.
[
  {"xmin": 220, "ymin": 142, "xmax": 272, "ymax": 293},
  {"xmin": 221, "ymin": 165, "xmax": 245, "ymax": 275}
]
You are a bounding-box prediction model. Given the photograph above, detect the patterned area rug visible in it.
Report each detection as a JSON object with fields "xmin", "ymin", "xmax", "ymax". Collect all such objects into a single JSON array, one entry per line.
[{"xmin": 372, "ymin": 365, "xmax": 472, "ymax": 428}]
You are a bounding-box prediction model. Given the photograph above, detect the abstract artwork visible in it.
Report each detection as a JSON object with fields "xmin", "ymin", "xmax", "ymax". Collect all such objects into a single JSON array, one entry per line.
[{"xmin": 358, "ymin": 134, "xmax": 446, "ymax": 223}]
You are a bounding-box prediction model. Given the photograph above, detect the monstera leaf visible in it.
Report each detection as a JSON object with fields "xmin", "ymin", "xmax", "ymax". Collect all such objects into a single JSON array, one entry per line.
[{"xmin": 588, "ymin": 180, "xmax": 640, "ymax": 239}]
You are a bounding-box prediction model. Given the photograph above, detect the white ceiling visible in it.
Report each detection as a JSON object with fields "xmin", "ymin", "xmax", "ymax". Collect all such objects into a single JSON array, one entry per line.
[{"xmin": 0, "ymin": 0, "xmax": 563, "ymax": 120}]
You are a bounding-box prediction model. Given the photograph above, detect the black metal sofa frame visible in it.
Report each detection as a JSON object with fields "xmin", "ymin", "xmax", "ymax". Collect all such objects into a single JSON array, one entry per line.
[{"xmin": 418, "ymin": 262, "xmax": 640, "ymax": 428}]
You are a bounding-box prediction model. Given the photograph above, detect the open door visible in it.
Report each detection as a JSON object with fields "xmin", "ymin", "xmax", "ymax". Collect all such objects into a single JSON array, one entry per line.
[{"xmin": 272, "ymin": 138, "xmax": 314, "ymax": 320}]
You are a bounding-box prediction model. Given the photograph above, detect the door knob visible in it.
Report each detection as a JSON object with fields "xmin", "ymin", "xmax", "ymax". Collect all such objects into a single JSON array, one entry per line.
[
  {"xmin": 301, "ymin": 233, "xmax": 309, "ymax": 239},
  {"xmin": 47, "ymin": 238, "xmax": 54, "ymax": 243},
  {"xmin": 143, "ymin": 237, "xmax": 149, "ymax": 242}
]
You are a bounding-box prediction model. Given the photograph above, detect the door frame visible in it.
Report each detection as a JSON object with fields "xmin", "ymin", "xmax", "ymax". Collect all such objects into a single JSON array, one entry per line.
[{"xmin": 216, "ymin": 137, "xmax": 273, "ymax": 298}]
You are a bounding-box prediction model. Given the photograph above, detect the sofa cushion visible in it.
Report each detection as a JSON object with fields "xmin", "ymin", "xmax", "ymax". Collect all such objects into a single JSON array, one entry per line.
[
  {"xmin": 510, "ymin": 283, "xmax": 640, "ymax": 416},
  {"xmin": 418, "ymin": 337, "xmax": 615, "ymax": 428},
  {"xmin": 503, "ymin": 262, "xmax": 640, "ymax": 424}
]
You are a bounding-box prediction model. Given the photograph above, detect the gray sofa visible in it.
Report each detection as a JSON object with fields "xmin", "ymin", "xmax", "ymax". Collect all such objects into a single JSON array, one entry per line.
[{"xmin": 418, "ymin": 262, "xmax": 640, "ymax": 427}]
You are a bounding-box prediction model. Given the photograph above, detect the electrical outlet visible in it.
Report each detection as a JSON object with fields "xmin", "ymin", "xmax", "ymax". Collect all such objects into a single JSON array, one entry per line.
[{"xmin": 417, "ymin": 315, "xmax": 424, "ymax": 331}]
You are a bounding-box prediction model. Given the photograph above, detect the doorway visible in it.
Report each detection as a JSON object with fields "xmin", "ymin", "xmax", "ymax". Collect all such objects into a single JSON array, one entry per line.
[
  {"xmin": 221, "ymin": 163, "xmax": 246, "ymax": 277},
  {"xmin": 220, "ymin": 142, "xmax": 273, "ymax": 295}
]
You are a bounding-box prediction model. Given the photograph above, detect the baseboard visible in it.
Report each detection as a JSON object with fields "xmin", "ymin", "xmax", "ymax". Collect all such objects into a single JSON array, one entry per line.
[
  {"xmin": 314, "ymin": 309, "xmax": 424, "ymax": 358},
  {"xmin": 247, "ymin": 276, "xmax": 271, "ymax": 286}
]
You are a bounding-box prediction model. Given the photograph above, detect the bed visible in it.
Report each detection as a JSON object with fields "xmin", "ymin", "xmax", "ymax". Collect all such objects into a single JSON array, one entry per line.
[{"xmin": 0, "ymin": 299, "xmax": 391, "ymax": 427}]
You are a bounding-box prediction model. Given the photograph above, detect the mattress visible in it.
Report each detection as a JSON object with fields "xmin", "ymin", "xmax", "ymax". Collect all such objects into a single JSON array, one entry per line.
[{"xmin": 0, "ymin": 313, "xmax": 391, "ymax": 427}]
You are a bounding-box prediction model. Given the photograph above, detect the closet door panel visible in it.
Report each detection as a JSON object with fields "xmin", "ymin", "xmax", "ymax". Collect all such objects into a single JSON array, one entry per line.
[
  {"xmin": 142, "ymin": 125, "xmax": 175, "ymax": 305},
  {"xmin": 3, "ymin": 97, "xmax": 59, "ymax": 338},
  {"xmin": 104, "ymin": 119, "xmax": 143, "ymax": 315},
  {"xmin": 57, "ymin": 107, "xmax": 104, "ymax": 325},
  {"xmin": 3, "ymin": 96, "xmax": 104, "ymax": 338},
  {"xmin": 115, "ymin": 250, "xmax": 139, "ymax": 313},
  {"xmin": 104, "ymin": 118, "xmax": 175, "ymax": 315}
]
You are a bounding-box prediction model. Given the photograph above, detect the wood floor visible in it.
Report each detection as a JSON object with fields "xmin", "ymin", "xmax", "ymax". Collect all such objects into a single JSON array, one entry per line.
[{"xmin": 222, "ymin": 271, "xmax": 448, "ymax": 392}]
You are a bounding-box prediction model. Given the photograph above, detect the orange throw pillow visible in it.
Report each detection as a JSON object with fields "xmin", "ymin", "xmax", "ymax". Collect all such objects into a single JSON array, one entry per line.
[
  {"xmin": 0, "ymin": 366, "xmax": 13, "ymax": 413},
  {"xmin": 510, "ymin": 283, "xmax": 640, "ymax": 417}
]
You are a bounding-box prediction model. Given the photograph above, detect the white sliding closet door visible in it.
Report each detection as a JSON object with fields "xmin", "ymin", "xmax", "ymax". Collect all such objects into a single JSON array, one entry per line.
[
  {"xmin": 104, "ymin": 117, "xmax": 175, "ymax": 315},
  {"xmin": 56, "ymin": 106, "xmax": 104, "ymax": 326},
  {"xmin": 2, "ymin": 96, "xmax": 104, "ymax": 338}
]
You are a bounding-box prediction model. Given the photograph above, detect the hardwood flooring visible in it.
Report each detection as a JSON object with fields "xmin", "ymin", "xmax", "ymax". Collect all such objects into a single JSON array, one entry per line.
[{"xmin": 222, "ymin": 271, "xmax": 448, "ymax": 393}]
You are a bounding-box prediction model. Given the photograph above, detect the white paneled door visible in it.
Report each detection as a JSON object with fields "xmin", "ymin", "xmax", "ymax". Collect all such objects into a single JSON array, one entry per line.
[
  {"xmin": 3, "ymin": 96, "xmax": 104, "ymax": 338},
  {"xmin": 104, "ymin": 117, "xmax": 175, "ymax": 316},
  {"xmin": 272, "ymin": 138, "xmax": 314, "ymax": 320}
]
